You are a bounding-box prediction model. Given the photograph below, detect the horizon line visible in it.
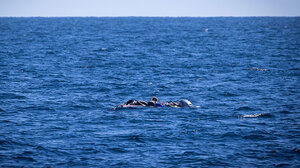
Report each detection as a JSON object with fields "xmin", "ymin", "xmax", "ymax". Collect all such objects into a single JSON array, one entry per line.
[{"xmin": 1, "ymin": 15, "xmax": 300, "ymax": 18}]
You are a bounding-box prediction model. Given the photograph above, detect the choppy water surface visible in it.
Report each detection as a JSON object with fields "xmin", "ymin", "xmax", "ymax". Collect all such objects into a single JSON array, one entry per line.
[{"xmin": 0, "ymin": 17, "xmax": 299, "ymax": 167}]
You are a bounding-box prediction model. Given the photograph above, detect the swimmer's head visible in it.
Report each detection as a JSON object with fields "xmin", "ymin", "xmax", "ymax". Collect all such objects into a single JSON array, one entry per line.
[
  {"xmin": 150, "ymin": 96, "xmax": 158, "ymax": 102},
  {"xmin": 179, "ymin": 99, "xmax": 193, "ymax": 107}
]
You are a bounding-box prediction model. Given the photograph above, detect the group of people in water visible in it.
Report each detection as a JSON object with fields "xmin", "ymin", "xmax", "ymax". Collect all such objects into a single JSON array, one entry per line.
[{"xmin": 116, "ymin": 96, "xmax": 194, "ymax": 108}]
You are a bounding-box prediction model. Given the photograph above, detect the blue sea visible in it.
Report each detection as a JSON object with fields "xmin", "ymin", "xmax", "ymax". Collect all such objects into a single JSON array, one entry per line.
[{"xmin": 0, "ymin": 17, "xmax": 299, "ymax": 167}]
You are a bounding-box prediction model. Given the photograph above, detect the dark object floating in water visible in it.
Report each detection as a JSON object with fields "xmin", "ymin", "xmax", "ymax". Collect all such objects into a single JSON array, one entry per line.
[{"xmin": 113, "ymin": 97, "xmax": 199, "ymax": 110}]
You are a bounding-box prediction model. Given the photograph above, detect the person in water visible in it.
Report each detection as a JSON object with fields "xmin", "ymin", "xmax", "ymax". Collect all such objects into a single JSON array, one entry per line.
[
  {"xmin": 163, "ymin": 99, "xmax": 193, "ymax": 107},
  {"xmin": 117, "ymin": 97, "xmax": 193, "ymax": 108},
  {"xmin": 124, "ymin": 99, "xmax": 147, "ymax": 106},
  {"xmin": 147, "ymin": 96, "xmax": 160, "ymax": 107},
  {"xmin": 122, "ymin": 96, "xmax": 159, "ymax": 107}
]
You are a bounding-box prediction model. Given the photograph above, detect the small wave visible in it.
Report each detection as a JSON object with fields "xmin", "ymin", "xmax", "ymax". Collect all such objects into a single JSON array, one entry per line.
[
  {"xmin": 127, "ymin": 135, "xmax": 145, "ymax": 143},
  {"xmin": 23, "ymin": 106, "xmax": 55, "ymax": 112},
  {"xmin": 35, "ymin": 145, "xmax": 70, "ymax": 156},
  {"xmin": 71, "ymin": 105, "xmax": 92, "ymax": 110},
  {"xmin": 97, "ymin": 87, "xmax": 111, "ymax": 92},
  {"xmin": 0, "ymin": 107, "xmax": 5, "ymax": 112},
  {"xmin": 289, "ymin": 67, "xmax": 300, "ymax": 71},
  {"xmin": 0, "ymin": 138, "xmax": 31, "ymax": 147},
  {"xmin": 241, "ymin": 114, "xmax": 262, "ymax": 118},
  {"xmin": 274, "ymin": 163, "xmax": 291, "ymax": 167},
  {"xmin": 279, "ymin": 110, "xmax": 291, "ymax": 114},
  {"xmin": 116, "ymin": 134, "xmax": 145, "ymax": 143},
  {"xmin": 243, "ymin": 134, "xmax": 268, "ymax": 140},
  {"xmin": 221, "ymin": 132, "xmax": 240, "ymax": 138},
  {"xmin": 182, "ymin": 151, "xmax": 200, "ymax": 156},
  {"xmin": 236, "ymin": 106, "xmax": 253, "ymax": 111},
  {"xmin": 240, "ymin": 113, "xmax": 272, "ymax": 118},
  {"xmin": 13, "ymin": 155, "xmax": 35, "ymax": 162},
  {"xmin": 92, "ymin": 48, "xmax": 108, "ymax": 52},
  {"xmin": 292, "ymin": 148, "xmax": 300, "ymax": 153},
  {"xmin": 246, "ymin": 67, "xmax": 269, "ymax": 71},
  {"xmin": 108, "ymin": 147, "xmax": 128, "ymax": 153},
  {"xmin": 46, "ymin": 51, "xmax": 56, "ymax": 55},
  {"xmin": 0, "ymin": 93, "xmax": 27, "ymax": 100},
  {"xmin": 222, "ymin": 92, "xmax": 238, "ymax": 97},
  {"xmin": 0, "ymin": 140, "xmax": 11, "ymax": 146}
]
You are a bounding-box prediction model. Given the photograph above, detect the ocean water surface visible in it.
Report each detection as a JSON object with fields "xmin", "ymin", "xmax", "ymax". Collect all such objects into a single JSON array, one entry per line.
[{"xmin": 0, "ymin": 17, "xmax": 299, "ymax": 167}]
